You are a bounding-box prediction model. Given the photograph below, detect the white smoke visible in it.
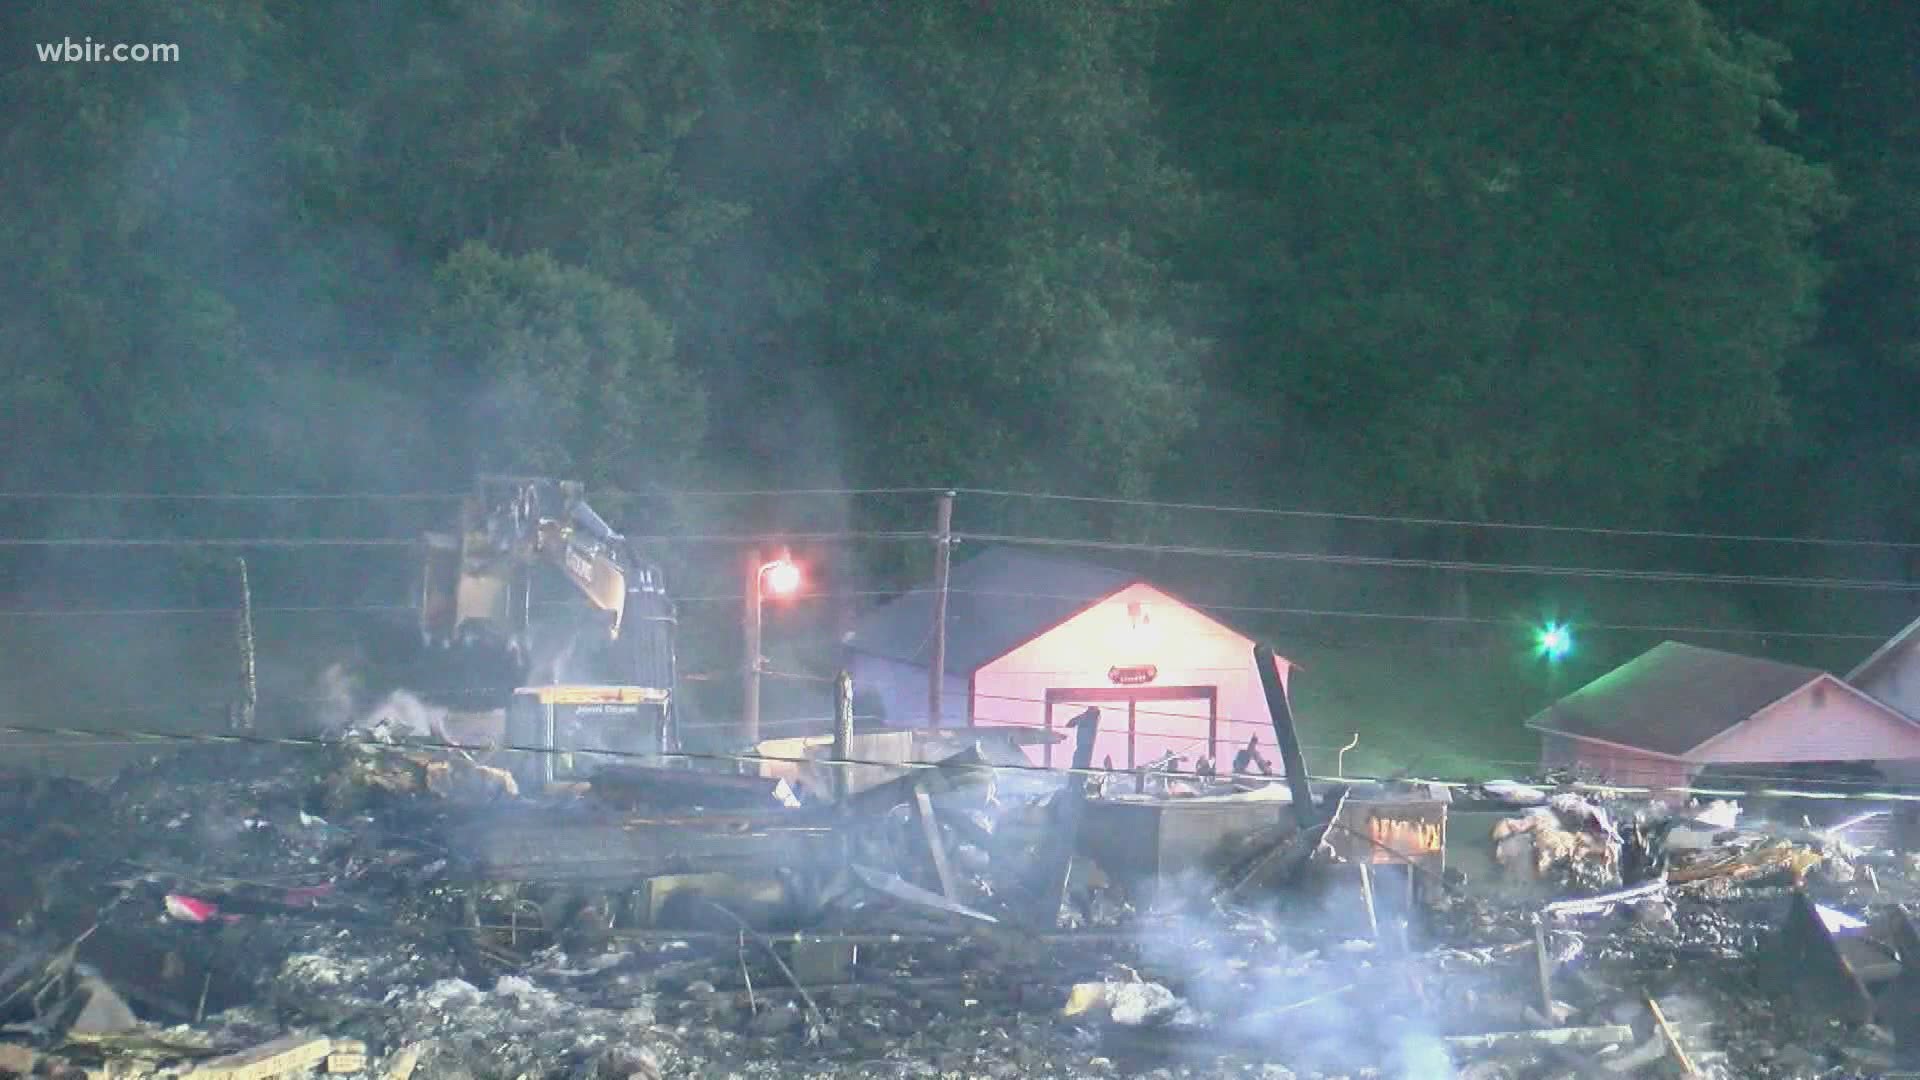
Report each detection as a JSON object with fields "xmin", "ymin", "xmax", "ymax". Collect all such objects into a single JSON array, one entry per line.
[
  {"xmin": 308, "ymin": 661, "xmax": 449, "ymax": 743},
  {"xmin": 358, "ymin": 689, "xmax": 448, "ymax": 742},
  {"xmin": 312, "ymin": 662, "xmax": 361, "ymax": 734},
  {"xmin": 1125, "ymin": 878, "xmax": 1458, "ymax": 1078}
]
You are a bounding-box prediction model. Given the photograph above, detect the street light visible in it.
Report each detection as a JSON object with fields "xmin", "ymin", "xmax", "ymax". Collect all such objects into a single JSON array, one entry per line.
[
  {"xmin": 1537, "ymin": 622, "xmax": 1572, "ymax": 661},
  {"xmin": 742, "ymin": 549, "xmax": 803, "ymax": 747},
  {"xmin": 763, "ymin": 558, "xmax": 801, "ymax": 598}
]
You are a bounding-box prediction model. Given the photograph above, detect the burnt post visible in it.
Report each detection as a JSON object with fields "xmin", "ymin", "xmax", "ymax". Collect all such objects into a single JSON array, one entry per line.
[
  {"xmin": 1255, "ymin": 643, "xmax": 1315, "ymax": 827},
  {"xmin": 233, "ymin": 558, "xmax": 257, "ymax": 732},
  {"xmin": 832, "ymin": 670, "xmax": 855, "ymax": 802},
  {"xmin": 1030, "ymin": 706, "xmax": 1100, "ymax": 926},
  {"xmin": 927, "ymin": 491, "xmax": 955, "ymax": 726},
  {"xmin": 742, "ymin": 547, "xmax": 764, "ymax": 748}
]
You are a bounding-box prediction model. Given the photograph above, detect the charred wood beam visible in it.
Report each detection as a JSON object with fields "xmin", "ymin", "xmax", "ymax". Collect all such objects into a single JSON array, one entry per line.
[
  {"xmin": 1028, "ymin": 707, "xmax": 1100, "ymax": 927},
  {"xmin": 1254, "ymin": 643, "xmax": 1315, "ymax": 827},
  {"xmin": 449, "ymin": 813, "xmax": 842, "ymax": 885},
  {"xmin": 589, "ymin": 766, "xmax": 795, "ymax": 810},
  {"xmin": 912, "ymin": 785, "xmax": 960, "ymax": 901},
  {"xmin": 1215, "ymin": 785, "xmax": 1351, "ymax": 901},
  {"xmin": 1764, "ymin": 889, "xmax": 1874, "ymax": 1027},
  {"xmin": 823, "ymin": 745, "xmax": 993, "ymax": 822}
]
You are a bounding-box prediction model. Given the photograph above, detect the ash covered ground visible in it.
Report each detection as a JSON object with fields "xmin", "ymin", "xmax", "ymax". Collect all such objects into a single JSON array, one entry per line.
[{"xmin": 0, "ymin": 740, "xmax": 1913, "ymax": 1080}]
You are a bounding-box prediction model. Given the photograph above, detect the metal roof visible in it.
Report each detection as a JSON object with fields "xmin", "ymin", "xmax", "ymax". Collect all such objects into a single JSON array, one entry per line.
[
  {"xmin": 1525, "ymin": 641, "xmax": 1824, "ymax": 757},
  {"xmin": 1848, "ymin": 612, "xmax": 1920, "ymax": 684},
  {"xmin": 843, "ymin": 545, "xmax": 1138, "ymax": 673}
]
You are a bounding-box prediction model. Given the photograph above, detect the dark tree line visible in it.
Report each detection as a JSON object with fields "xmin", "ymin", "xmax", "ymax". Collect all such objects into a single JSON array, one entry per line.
[{"xmin": 1, "ymin": 0, "xmax": 1914, "ymax": 653}]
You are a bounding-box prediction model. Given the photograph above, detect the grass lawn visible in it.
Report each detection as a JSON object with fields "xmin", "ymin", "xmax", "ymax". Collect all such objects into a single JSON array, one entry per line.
[{"xmin": 1280, "ymin": 639, "xmax": 1553, "ymax": 783}]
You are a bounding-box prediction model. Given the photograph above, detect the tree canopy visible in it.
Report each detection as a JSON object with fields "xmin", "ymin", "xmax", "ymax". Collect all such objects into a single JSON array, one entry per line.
[{"xmin": 2, "ymin": 0, "xmax": 1915, "ymax": 652}]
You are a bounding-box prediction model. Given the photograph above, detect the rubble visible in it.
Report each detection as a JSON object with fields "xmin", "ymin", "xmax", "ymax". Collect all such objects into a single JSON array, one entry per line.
[{"xmin": 0, "ymin": 736, "xmax": 1916, "ymax": 1079}]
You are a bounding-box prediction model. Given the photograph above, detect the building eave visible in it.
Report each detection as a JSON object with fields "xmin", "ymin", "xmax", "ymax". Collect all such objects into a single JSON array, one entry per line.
[
  {"xmin": 1684, "ymin": 672, "xmax": 1920, "ymax": 761},
  {"xmin": 1526, "ymin": 720, "xmax": 1692, "ymax": 762},
  {"xmin": 1849, "ymin": 613, "xmax": 1920, "ymax": 682}
]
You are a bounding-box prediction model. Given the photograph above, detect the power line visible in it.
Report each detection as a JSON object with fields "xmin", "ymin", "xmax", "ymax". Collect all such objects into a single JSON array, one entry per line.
[
  {"xmin": 0, "ymin": 530, "xmax": 929, "ymax": 549},
  {"xmin": 0, "ymin": 492, "xmax": 466, "ymax": 502},
  {"xmin": 0, "ymin": 537, "xmax": 420, "ymax": 548},
  {"xmin": 0, "ymin": 586, "xmax": 1887, "ymax": 641},
  {"xmin": 9, "ymin": 523, "xmax": 1915, "ymax": 594},
  {"xmin": 7, "ymin": 483, "xmax": 1916, "ymax": 552},
  {"xmin": 955, "ymin": 487, "xmax": 1920, "ymax": 550},
  {"xmin": 941, "ymin": 588, "xmax": 1886, "ymax": 641},
  {"xmin": 0, "ymin": 487, "xmax": 940, "ymax": 502},
  {"xmin": 1, "ymin": 521, "xmax": 1912, "ymax": 598},
  {"xmin": 958, "ymin": 531, "xmax": 1920, "ymax": 593}
]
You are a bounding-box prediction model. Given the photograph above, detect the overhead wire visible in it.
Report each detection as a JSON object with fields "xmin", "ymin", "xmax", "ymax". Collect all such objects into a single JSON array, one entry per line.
[
  {"xmin": 0, "ymin": 530, "xmax": 929, "ymax": 548},
  {"xmin": 0, "ymin": 486, "xmax": 942, "ymax": 502},
  {"xmin": 2, "ymin": 483, "xmax": 1917, "ymax": 551},
  {"xmin": 952, "ymin": 486, "xmax": 1920, "ymax": 550},
  {"xmin": 0, "ymin": 522, "xmax": 1912, "ymax": 595},
  {"xmin": 0, "ymin": 586, "xmax": 1886, "ymax": 641},
  {"xmin": 953, "ymin": 531, "xmax": 1920, "ymax": 592},
  {"xmin": 3, "ymin": 521, "xmax": 1916, "ymax": 594}
]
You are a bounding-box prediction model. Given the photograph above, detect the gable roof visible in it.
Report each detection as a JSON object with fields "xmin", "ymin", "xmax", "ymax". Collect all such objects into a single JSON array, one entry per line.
[
  {"xmin": 844, "ymin": 545, "xmax": 1138, "ymax": 673},
  {"xmin": 1525, "ymin": 641, "xmax": 1824, "ymax": 757},
  {"xmin": 1848, "ymin": 613, "xmax": 1920, "ymax": 684}
]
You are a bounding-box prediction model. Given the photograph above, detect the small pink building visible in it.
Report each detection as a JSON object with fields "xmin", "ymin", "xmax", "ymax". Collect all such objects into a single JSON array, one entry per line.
[
  {"xmin": 1527, "ymin": 641, "xmax": 1920, "ymax": 790},
  {"xmin": 845, "ymin": 547, "xmax": 1294, "ymax": 772}
]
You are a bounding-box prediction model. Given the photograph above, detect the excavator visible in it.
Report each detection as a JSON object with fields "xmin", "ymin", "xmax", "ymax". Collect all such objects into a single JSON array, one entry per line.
[{"xmin": 414, "ymin": 476, "xmax": 679, "ymax": 790}]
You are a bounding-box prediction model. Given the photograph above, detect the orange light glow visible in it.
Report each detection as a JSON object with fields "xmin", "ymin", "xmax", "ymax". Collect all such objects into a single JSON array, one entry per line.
[{"xmin": 762, "ymin": 559, "xmax": 802, "ymax": 597}]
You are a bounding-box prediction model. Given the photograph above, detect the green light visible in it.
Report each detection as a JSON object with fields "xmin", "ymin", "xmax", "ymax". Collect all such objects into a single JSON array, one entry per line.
[{"xmin": 1538, "ymin": 623, "xmax": 1572, "ymax": 660}]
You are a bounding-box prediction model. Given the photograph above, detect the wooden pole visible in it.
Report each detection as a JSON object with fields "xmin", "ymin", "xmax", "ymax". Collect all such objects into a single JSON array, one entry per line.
[
  {"xmin": 234, "ymin": 558, "xmax": 257, "ymax": 732},
  {"xmin": 927, "ymin": 491, "xmax": 955, "ymax": 727},
  {"xmin": 832, "ymin": 670, "xmax": 855, "ymax": 802},
  {"xmin": 742, "ymin": 547, "xmax": 763, "ymax": 748}
]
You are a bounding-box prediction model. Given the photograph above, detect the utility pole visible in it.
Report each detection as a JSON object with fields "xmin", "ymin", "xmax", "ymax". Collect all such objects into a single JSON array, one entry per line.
[
  {"xmin": 233, "ymin": 557, "xmax": 257, "ymax": 732},
  {"xmin": 832, "ymin": 670, "xmax": 855, "ymax": 802},
  {"xmin": 927, "ymin": 491, "xmax": 955, "ymax": 726},
  {"xmin": 742, "ymin": 545, "xmax": 763, "ymax": 748}
]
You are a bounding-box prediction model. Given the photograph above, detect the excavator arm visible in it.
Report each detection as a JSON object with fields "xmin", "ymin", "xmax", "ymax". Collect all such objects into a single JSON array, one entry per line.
[
  {"xmin": 421, "ymin": 477, "xmax": 644, "ymax": 649},
  {"xmin": 535, "ymin": 502, "xmax": 630, "ymax": 634}
]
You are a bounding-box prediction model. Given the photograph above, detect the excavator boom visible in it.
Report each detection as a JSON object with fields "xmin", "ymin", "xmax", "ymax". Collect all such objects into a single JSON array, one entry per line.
[{"xmin": 421, "ymin": 476, "xmax": 646, "ymax": 649}]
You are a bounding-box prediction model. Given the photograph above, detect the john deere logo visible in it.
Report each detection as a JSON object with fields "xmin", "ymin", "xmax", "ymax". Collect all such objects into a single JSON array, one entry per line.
[{"xmin": 1108, "ymin": 665, "xmax": 1157, "ymax": 685}]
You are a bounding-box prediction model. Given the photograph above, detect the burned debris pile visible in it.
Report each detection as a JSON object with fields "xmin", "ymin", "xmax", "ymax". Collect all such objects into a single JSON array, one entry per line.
[{"xmin": 0, "ymin": 730, "xmax": 1916, "ymax": 1080}]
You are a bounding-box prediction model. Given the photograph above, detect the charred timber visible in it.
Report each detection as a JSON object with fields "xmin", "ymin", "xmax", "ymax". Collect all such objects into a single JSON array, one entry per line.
[
  {"xmin": 1255, "ymin": 643, "xmax": 1316, "ymax": 827},
  {"xmin": 1028, "ymin": 707, "xmax": 1100, "ymax": 925},
  {"xmin": 446, "ymin": 808, "xmax": 840, "ymax": 885},
  {"xmin": 589, "ymin": 766, "xmax": 794, "ymax": 810}
]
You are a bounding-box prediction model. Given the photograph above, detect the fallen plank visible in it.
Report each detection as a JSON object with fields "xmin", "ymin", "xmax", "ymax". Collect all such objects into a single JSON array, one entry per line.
[
  {"xmin": 1443, "ymin": 1025, "xmax": 1635, "ymax": 1052},
  {"xmin": 1647, "ymin": 997, "xmax": 1700, "ymax": 1078},
  {"xmin": 1603, "ymin": 1035, "xmax": 1669, "ymax": 1074},
  {"xmin": 1541, "ymin": 880, "xmax": 1666, "ymax": 919},
  {"xmin": 181, "ymin": 1034, "xmax": 333, "ymax": 1080}
]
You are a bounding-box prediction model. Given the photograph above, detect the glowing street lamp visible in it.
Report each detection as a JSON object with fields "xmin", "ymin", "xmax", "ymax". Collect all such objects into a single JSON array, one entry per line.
[
  {"xmin": 1536, "ymin": 622, "xmax": 1573, "ymax": 661},
  {"xmin": 762, "ymin": 557, "xmax": 802, "ymax": 598},
  {"xmin": 743, "ymin": 550, "xmax": 803, "ymax": 745}
]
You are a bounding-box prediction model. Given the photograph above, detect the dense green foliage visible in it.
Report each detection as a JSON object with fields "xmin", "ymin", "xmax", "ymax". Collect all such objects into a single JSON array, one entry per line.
[{"xmin": 2, "ymin": 0, "xmax": 1916, "ymax": 696}]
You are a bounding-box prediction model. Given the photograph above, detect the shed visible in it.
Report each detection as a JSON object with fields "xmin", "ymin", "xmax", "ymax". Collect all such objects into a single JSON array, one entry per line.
[
  {"xmin": 843, "ymin": 546, "xmax": 1293, "ymax": 772},
  {"xmin": 1526, "ymin": 641, "xmax": 1920, "ymax": 790}
]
